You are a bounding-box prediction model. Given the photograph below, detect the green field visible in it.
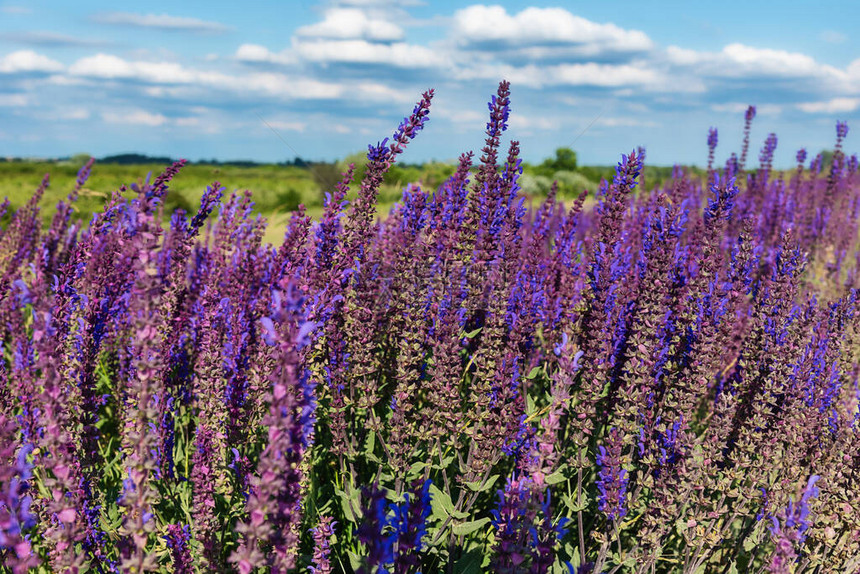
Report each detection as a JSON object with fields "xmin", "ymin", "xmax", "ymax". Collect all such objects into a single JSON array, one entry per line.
[{"xmin": 0, "ymin": 153, "xmax": 699, "ymax": 244}]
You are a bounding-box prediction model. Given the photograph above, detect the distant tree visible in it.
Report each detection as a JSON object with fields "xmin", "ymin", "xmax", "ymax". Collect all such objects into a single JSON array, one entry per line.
[
  {"xmin": 101, "ymin": 153, "xmax": 175, "ymax": 165},
  {"xmin": 70, "ymin": 153, "xmax": 92, "ymax": 166},
  {"xmin": 534, "ymin": 147, "xmax": 578, "ymax": 176}
]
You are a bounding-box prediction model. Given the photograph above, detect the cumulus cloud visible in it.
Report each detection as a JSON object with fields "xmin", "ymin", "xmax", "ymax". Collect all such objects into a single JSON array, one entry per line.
[
  {"xmin": 797, "ymin": 98, "xmax": 860, "ymax": 114},
  {"xmin": 69, "ymin": 53, "xmax": 226, "ymax": 84},
  {"xmin": 452, "ymin": 5, "xmax": 653, "ymax": 54},
  {"xmin": 0, "ymin": 50, "xmax": 63, "ymax": 73},
  {"xmin": 93, "ymin": 12, "xmax": 229, "ymax": 33},
  {"xmin": 264, "ymin": 120, "xmax": 307, "ymax": 132},
  {"xmin": 235, "ymin": 44, "xmax": 296, "ymax": 66},
  {"xmin": 596, "ymin": 117, "xmax": 659, "ymax": 128},
  {"xmin": 0, "ymin": 93, "xmax": 29, "ymax": 106},
  {"xmin": 296, "ymin": 8, "xmax": 403, "ymax": 41},
  {"xmin": 712, "ymin": 103, "xmax": 783, "ymax": 115},
  {"xmin": 552, "ymin": 63, "xmax": 659, "ymax": 87},
  {"xmin": 69, "ymin": 52, "xmax": 344, "ymax": 100},
  {"xmin": 454, "ymin": 61, "xmax": 662, "ymax": 89},
  {"xmin": 720, "ymin": 44, "xmax": 822, "ymax": 77},
  {"xmin": 3, "ymin": 2, "xmax": 858, "ymax": 165},
  {"xmin": 509, "ymin": 114, "xmax": 561, "ymax": 131},
  {"xmin": 292, "ymin": 38, "xmax": 447, "ymax": 68},
  {"xmin": 668, "ymin": 43, "xmax": 842, "ymax": 81},
  {"xmin": 238, "ymin": 72, "xmax": 344, "ymax": 99},
  {"xmin": 103, "ymin": 109, "xmax": 169, "ymax": 127}
]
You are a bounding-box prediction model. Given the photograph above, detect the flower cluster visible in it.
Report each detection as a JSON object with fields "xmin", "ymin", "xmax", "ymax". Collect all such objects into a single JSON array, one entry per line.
[{"xmin": 0, "ymin": 82, "xmax": 858, "ymax": 573}]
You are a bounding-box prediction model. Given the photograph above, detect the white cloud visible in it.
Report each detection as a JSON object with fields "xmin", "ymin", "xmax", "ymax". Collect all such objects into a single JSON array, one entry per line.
[
  {"xmin": 69, "ymin": 53, "xmax": 230, "ymax": 85},
  {"xmin": 712, "ymin": 103, "xmax": 783, "ymax": 116},
  {"xmin": 552, "ymin": 62, "xmax": 659, "ymax": 87},
  {"xmin": 0, "ymin": 93, "xmax": 28, "ymax": 106},
  {"xmin": 41, "ymin": 107, "xmax": 91, "ymax": 121},
  {"xmin": 175, "ymin": 117, "xmax": 201, "ymax": 127},
  {"xmin": 354, "ymin": 82, "xmax": 416, "ymax": 103},
  {"xmin": 665, "ymin": 46, "xmax": 701, "ymax": 66},
  {"xmin": 235, "ymin": 44, "xmax": 296, "ymax": 66},
  {"xmin": 265, "ymin": 120, "xmax": 307, "ymax": 132},
  {"xmin": 103, "ymin": 109, "xmax": 168, "ymax": 126},
  {"xmin": 69, "ymin": 53, "xmax": 344, "ymax": 100},
  {"xmin": 0, "ymin": 50, "xmax": 63, "ymax": 73},
  {"xmin": 93, "ymin": 12, "xmax": 229, "ymax": 33},
  {"xmin": 797, "ymin": 98, "xmax": 860, "ymax": 114},
  {"xmin": 58, "ymin": 108, "xmax": 90, "ymax": 120},
  {"xmin": 293, "ymin": 39, "xmax": 446, "ymax": 68},
  {"xmin": 509, "ymin": 114, "xmax": 560, "ymax": 131},
  {"xmin": 596, "ymin": 117, "xmax": 659, "ymax": 128},
  {"xmin": 454, "ymin": 61, "xmax": 662, "ymax": 89},
  {"xmin": 297, "ymin": 8, "xmax": 403, "ymax": 41},
  {"xmin": 69, "ymin": 53, "xmax": 135, "ymax": 79},
  {"xmin": 721, "ymin": 44, "xmax": 820, "ymax": 77},
  {"xmin": 434, "ymin": 106, "xmax": 484, "ymax": 126},
  {"xmin": 668, "ymin": 43, "xmax": 844, "ymax": 82},
  {"xmin": 102, "ymin": 109, "xmax": 216, "ymax": 131},
  {"xmin": 239, "ymin": 72, "xmax": 343, "ymax": 99},
  {"xmin": 452, "ymin": 5, "xmax": 652, "ymax": 52}
]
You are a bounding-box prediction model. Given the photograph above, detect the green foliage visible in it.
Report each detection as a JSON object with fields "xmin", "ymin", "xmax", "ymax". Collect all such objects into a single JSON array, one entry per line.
[{"xmin": 533, "ymin": 147, "xmax": 579, "ymax": 176}]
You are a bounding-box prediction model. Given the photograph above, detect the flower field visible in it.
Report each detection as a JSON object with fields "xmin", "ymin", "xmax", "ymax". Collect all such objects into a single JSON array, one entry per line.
[{"xmin": 1, "ymin": 81, "xmax": 859, "ymax": 573}]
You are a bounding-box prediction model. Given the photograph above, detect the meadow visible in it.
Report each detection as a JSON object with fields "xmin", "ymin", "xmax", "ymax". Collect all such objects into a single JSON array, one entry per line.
[{"xmin": 1, "ymin": 81, "xmax": 859, "ymax": 574}]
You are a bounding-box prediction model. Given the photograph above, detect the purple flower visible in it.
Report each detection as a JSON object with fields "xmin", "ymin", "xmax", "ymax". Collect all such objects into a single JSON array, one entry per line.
[
  {"xmin": 390, "ymin": 480, "xmax": 433, "ymax": 573},
  {"xmin": 596, "ymin": 427, "xmax": 628, "ymax": 522},
  {"xmin": 0, "ymin": 432, "xmax": 38, "ymax": 572},
  {"xmin": 164, "ymin": 524, "xmax": 193, "ymax": 574},
  {"xmin": 309, "ymin": 516, "xmax": 336, "ymax": 574},
  {"xmin": 703, "ymin": 174, "xmax": 739, "ymax": 227},
  {"xmin": 768, "ymin": 476, "xmax": 821, "ymax": 573},
  {"xmin": 356, "ymin": 482, "xmax": 395, "ymax": 574},
  {"xmin": 796, "ymin": 148, "xmax": 807, "ymax": 166}
]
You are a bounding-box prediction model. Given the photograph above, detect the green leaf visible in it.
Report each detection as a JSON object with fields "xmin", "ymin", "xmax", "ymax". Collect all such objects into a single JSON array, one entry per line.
[
  {"xmin": 567, "ymin": 542, "xmax": 580, "ymax": 568},
  {"xmin": 545, "ymin": 465, "xmax": 568, "ymax": 485},
  {"xmin": 365, "ymin": 451, "xmax": 381, "ymax": 464},
  {"xmin": 526, "ymin": 366, "xmax": 542, "ymax": 380},
  {"xmin": 336, "ymin": 485, "xmax": 360, "ymax": 524},
  {"xmin": 465, "ymin": 474, "xmax": 499, "ymax": 492},
  {"xmin": 452, "ymin": 517, "xmax": 491, "ymax": 536},
  {"xmin": 347, "ymin": 550, "xmax": 362, "ymax": 572},
  {"xmin": 464, "ymin": 327, "xmax": 482, "ymax": 339},
  {"xmin": 429, "ymin": 483, "xmax": 468, "ymax": 520},
  {"xmin": 454, "ymin": 549, "xmax": 484, "ymax": 574},
  {"xmin": 564, "ymin": 492, "xmax": 589, "ymax": 513}
]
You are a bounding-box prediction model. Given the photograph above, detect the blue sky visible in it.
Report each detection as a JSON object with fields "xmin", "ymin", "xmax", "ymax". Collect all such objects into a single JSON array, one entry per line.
[{"xmin": 1, "ymin": 0, "xmax": 858, "ymax": 167}]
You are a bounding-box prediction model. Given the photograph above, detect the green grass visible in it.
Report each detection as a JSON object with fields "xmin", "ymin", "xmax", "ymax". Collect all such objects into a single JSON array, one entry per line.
[
  {"xmin": 0, "ymin": 158, "xmax": 464, "ymax": 246},
  {"xmin": 0, "ymin": 157, "xmax": 694, "ymax": 246}
]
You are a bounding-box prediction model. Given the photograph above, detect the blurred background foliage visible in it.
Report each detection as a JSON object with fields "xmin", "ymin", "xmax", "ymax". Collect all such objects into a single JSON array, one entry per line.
[{"xmin": 0, "ymin": 146, "xmax": 796, "ymax": 242}]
